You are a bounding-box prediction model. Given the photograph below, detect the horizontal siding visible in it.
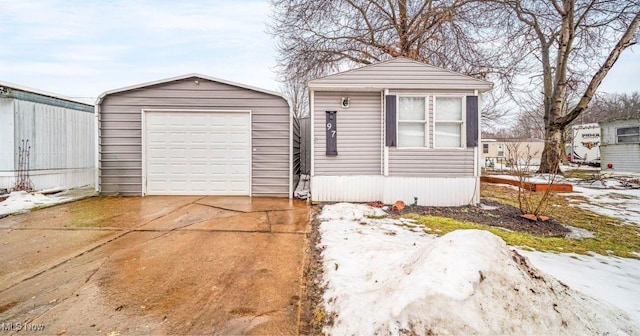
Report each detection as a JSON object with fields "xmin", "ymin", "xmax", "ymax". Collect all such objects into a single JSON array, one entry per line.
[
  {"xmin": 99, "ymin": 76, "xmax": 289, "ymax": 196},
  {"xmin": 389, "ymin": 149, "xmax": 475, "ymax": 177},
  {"xmin": 601, "ymin": 144, "xmax": 640, "ymax": 173},
  {"xmin": 12, "ymin": 100, "xmax": 94, "ymax": 171},
  {"xmin": 313, "ymin": 91, "xmax": 382, "ymax": 175},
  {"xmin": 310, "ymin": 58, "xmax": 492, "ymax": 91}
]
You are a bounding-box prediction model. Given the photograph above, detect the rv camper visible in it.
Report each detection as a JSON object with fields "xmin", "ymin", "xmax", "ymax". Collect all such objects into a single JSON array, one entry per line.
[{"xmin": 569, "ymin": 123, "xmax": 601, "ymax": 166}]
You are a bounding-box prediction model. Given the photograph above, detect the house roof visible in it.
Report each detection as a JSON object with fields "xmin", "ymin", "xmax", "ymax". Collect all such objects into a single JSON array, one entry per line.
[
  {"xmin": 599, "ymin": 112, "xmax": 640, "ymax": 124},
  {"xmin": 482, "ymin": 138, "xmax": 545, "ymax": 143},
  {"xmin": 308, "ymin": 57, "xmax": 493, "ymax": 91},
  {"xmin": 96, "ymin": 73, "xmax": 284, "ymax": 105},
  {"xmin": 0, "ymin": 80, "xmax": 93, "ymax": 106}
]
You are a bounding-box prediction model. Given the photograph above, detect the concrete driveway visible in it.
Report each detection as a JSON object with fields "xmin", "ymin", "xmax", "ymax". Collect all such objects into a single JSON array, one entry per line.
[{"xmin": 0, "ymin": 196, "xmax": 311, "ymax": 335}]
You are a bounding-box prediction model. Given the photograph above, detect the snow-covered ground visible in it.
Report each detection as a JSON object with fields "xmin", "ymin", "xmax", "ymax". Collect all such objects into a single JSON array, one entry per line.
[
  {"xmin": 570, "ymin": 184, "xmax": 640, "ymax": 226},
  {"xmin": 317, "ymin": 203, "xmax": 640, "ymax": 335},
  {"xmin": 0, "ymin": 187, "xmax": 95, "ymax": 217}
]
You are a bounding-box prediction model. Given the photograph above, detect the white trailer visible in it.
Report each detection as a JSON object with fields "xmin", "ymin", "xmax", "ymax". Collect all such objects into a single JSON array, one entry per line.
[{"xmin": 569, "ymin": 123, "xmax": 601, "ymax": 166}]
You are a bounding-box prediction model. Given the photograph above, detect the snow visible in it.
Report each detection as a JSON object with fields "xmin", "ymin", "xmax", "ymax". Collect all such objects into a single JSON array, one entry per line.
[
  {"xmin": 318, "ymin": 203, "xmax": 639, "ymax": 335},
  {"xmin": 521, "ymin": 250, "xmax": 640, "ymax": 326},
  {"xmin": 569, "ymin": 186, "xmax": 640, "ymax": 226},
  {"xmin": 0, "ymin": 187, "xmax": 95, "ymax": 217},
  {"xmin": 294, "ymin": 174, "xmax": 310, "ymax": 200}
]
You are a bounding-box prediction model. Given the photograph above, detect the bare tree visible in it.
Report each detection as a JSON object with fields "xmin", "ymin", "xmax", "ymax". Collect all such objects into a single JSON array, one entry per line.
[
  {"xmin": 281, "ymin": 79, "xmax": 309, "ymax": 118},
  {"xmin": 268, "ymin": 0, "xmax": 512, "ymax": 125},
  {"xmin": 573, "ymin": 91, "xmax": 640, "ymax": 124},
  {"xmin": 492, "ymin": 0, "xmax": 640, "ymax": 173}
]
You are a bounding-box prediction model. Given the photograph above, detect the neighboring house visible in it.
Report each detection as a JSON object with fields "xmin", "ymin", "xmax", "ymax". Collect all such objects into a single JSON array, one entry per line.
[
  {"xmin": 308, "ymin": 57, "xmax": 492, "ymax": 206},
  {"xmin": 96, "ymin": 74, "xmax": 292, "ymax": 197},
  {"xmin": 568, "ymin": 123, "xmax": 601, "ymax": 166},
  {"xmin": 0, "ymin": 81, "xmax": 94, "ymax": 192},
  {"xmin": 481, "ymin": 138, "xmax": 545, "ymax": 167},
  {"xmin": 599, "ymin": 114, "xmax": 640, "ymax": 174}
]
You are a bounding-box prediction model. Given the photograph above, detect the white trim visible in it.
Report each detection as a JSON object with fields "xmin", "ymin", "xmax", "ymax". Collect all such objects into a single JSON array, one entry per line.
[
  {"xmin": 96, "ymin": 74, "xmax": 283, "ymax": 105},
  {"xmin": 433, "ymin": 95, "xmax": 466, "ymax": 149},
  {"xmin": 289, "ymin": 105, "xmax": 293, "ymax": 198},
  {"xmin": 141, "ymin": 109, "xmax": 252, "ymax": 196},
  {"xmin": 94, "ymin": 104, "xmax": 100, "ymax": 193},
  {"xmin": 382, "ymin": 89, "xmax": 389, "ymax": 176},
  {"xmin": 310, "ymin": 90, "xmax": 315, "ymax": 177},
  {"xmin": 396, "ymin": 95, "xmax": 430, "ymax": 149},
  {"xmin": 0, "ymin": 80, "xmax": 93, "ymax": 106}
]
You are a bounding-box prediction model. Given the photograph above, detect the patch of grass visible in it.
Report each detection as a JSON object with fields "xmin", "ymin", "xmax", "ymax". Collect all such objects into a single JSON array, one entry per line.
[
  {"xmin": 366, "ymin": 214, "xmax": 387, "ymax": 219},
  {"xmin": 406, "ymin": 183, "xmax": 640, "ymax": 259}
]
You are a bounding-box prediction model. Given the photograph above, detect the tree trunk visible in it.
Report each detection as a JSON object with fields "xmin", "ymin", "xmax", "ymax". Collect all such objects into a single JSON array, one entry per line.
[{"xmin": 538, "ymin": 127, "xmax": 563, "ymax": 174}]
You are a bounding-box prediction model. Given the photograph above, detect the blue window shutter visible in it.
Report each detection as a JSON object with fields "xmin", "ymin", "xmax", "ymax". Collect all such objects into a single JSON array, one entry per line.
[
  {"xmin": 385, "ymin": 95, "xmax": 397, "ymax": 146},
  {"xmin": 466, "ymin": 96, "xmax": 479, "ymax": 147}
]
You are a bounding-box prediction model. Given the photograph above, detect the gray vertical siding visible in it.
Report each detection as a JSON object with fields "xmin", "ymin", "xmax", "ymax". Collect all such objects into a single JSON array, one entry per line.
[
  {"xmin": 13, "ymin": 100, "xmax": 94, "ymax": 171},
  {"xmin": 313, "ymin": 91, "xmax": 382, "ymax": 175},
  {"xmin": 0, "ymin": 98, "xmax": 14, "ymax": 171},
  {"xmin": 99, "ymin": 77, "xmax": 290, "ymax": 196}
]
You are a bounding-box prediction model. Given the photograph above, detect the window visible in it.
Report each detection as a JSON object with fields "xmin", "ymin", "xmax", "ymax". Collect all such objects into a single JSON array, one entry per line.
[
  {"xmin": 497, "ymin": 144, "xmax": 504, "ymax": 157},
  {"xmin": 434, "ymin": 97, "xmax": 464, "ymax": 148},
  {"xmin": 397, "ymin": 96, "xmax": 427, "ymax": 147},
  {"xmin": 617, "ymin": 126, "xmax": 640, "ymax": 143},
  {"xmin": 483, "ymin": 143, "xmax": 489, "ymax": 154}
]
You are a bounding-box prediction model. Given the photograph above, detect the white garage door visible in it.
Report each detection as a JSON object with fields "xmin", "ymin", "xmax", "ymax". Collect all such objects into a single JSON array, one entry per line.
[{"xmin": 144, "ymin": 111, "xmax": 251, "ymax": 195}]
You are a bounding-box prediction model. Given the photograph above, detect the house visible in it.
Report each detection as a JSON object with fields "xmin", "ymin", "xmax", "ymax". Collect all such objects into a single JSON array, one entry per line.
[
  {"xmin": 599, "ymin": 114, "xmax": 640, "ymax": 174},
  {"xmin": 0, "ymin": 81, "xmax": 94, "ymax": 192},
  {"xmin": 95, "ymin": 74, "xmax": 292, "ymax": 197},
  {"xmin": 481, "ymin": 138, "xmax": 545, "ymax": 168},
  {"xmin": 307, "ymin": 57, "xmax": 493, "ymax": 206}
]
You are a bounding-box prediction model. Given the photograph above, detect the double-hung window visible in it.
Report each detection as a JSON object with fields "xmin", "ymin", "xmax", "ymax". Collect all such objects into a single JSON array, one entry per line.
[
  {"xmin": 434, "ymin": 96, "xmax": 464, "ymax": 148},
  {"xmin": 617, "ymin": 126, "xmax": 640, "ymax": 143},
  {"xmin": 397, "ymin": 96, "xmax": 428, "ymax": 147}
]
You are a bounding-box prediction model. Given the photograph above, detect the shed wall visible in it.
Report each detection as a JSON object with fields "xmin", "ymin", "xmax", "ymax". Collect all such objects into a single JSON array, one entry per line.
[
  {"xmin": 600, "ymin": 119, "xmax": 640, "ymax": 173},
  {"xmin": 313, "ymin": 91, "xmax": 382, "ymax": 175},
  {"xmin": 99, "ymin": 77, "xmax": 290, "ymax": 196},
  {"xmin": 14, "ymin": 100, "xmax": 94, "ymax": 170},
  {"xmin": 0, "ymin": 98, "xmax": 14, "ymax": 171}
]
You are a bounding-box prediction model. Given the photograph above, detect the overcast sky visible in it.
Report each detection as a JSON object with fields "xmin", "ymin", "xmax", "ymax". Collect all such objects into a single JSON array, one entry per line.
[{"xmin": 1, "ymin": 0, "xmax": 639, "ymax": 104}]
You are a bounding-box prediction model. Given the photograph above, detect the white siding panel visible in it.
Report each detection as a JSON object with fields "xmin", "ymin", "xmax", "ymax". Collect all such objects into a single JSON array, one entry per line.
[
  {"xmin": 383, "ymin": 177, "xmax": 478, "ymax": 206},
  {"xmin": 313, "ymin": 91, "xmax": 382, "ymax": 175},
  {"xmin": 312, "ymin": 175, "xmax": 383, "ymax": 202},
  {"xmin": 311, "ymin": 175, "xmax": 478, "ymax": 206},
  {"xmin": 601, "ymin": 144, "xmax": 640, "ymax": 173}
]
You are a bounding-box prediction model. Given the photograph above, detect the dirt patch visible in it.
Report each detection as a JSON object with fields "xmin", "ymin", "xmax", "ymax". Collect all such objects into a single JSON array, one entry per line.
[
  {"xmin": 395, "ymin": 200, "xmax": 571, "ymax": 237},
  {"xmin": 299, "ymin": 208, "xmax": 333, "ymax": 335}
]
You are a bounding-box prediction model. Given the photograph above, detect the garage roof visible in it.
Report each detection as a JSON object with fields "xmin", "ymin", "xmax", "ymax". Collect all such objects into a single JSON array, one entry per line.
[{"xmin": 96, "ymin": 73, "xmax": 284, "ymax": 105}]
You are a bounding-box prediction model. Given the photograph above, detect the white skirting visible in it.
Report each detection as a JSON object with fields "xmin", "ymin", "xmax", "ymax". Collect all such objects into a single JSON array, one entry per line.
[
  {"xmin": 311, "ymin": 175, "xmax": 479, "ymax": 206},
  {"xmin": 0, "ymin": 168, "xmax": 95, "ymax": 192}
]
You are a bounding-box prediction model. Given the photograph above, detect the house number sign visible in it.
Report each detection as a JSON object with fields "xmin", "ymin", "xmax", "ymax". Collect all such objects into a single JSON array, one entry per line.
[{"xmin": 326, "ymin": 111, "xmax": 338, "ymax": 156}]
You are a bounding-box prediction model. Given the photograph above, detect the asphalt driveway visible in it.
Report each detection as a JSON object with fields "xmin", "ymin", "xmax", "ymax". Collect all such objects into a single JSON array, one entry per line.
[{"xmin": 0, "ymin": 196, "xmax": 311, "ymax": 335}]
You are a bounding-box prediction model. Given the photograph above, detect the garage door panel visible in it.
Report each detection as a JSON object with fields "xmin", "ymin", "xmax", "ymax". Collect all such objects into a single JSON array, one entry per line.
[{"xmin": 145, "ymin": 111, "xmax": 251, "ymax": 195}]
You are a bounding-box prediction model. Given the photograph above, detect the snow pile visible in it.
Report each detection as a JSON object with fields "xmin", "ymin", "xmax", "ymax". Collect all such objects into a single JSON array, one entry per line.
[
  {"xmin": 318, "ymin": 203, "xmax": 639, "ymax": 335},
  {"xmin": 0, "ymin": 191, "xmax": 58, "ymax": 216},
  {"xmin": 0, "ymin": 188, "xmax": 93, "ymax": 216},
  {"xmin": 522, "ymin": 250, "xmax": 640, "ymax": 325}
]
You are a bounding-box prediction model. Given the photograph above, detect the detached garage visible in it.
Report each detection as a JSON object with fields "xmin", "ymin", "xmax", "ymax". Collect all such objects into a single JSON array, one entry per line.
[{"xmin": 96, "ymin": 74, "xmax": 291, "ymax": 197}]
